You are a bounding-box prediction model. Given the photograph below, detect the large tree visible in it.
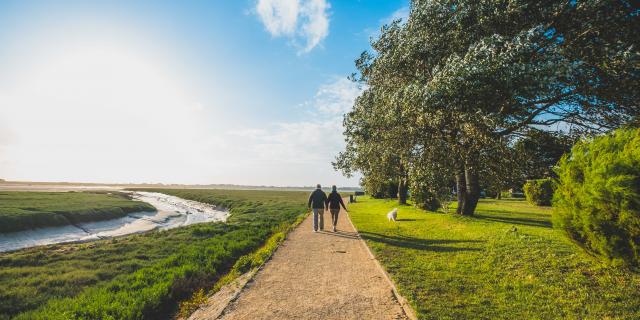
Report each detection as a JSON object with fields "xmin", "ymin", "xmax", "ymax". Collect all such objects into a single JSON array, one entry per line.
[
  {"xmin": 334, "ymin": 24, "xmax": 414, "ymax": 205},
  {"xmin": 336, "ymin": 0, "xmax": 639, "ymax": 215}
]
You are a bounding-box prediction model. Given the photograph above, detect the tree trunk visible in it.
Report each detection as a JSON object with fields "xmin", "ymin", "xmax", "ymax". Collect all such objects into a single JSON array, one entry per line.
[
  {"xmin": 397, "ymin": 162, "xmax": 408, "ymax": 205},
  {"xmin": 462, "ymin": 159, "xmax": 480, "ymax": 216},
  {"xmin": 496, "ymin": 191, "xmax": 502, "ymax": 200},
  {"xmin": 398, "ymin": 178, "xmax": 408, "ymax": 205},
  {"xmin": 456, "ymin": 171, "xmax": 466, "ymax": 215}
]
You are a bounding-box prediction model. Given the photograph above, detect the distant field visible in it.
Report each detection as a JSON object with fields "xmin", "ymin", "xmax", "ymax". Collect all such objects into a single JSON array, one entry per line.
[
  {"xmin": 349, "ymin": 197, "xmax": 640, "ymax": 319},
  {"xmin": 0, "ymin": 191, "xmax": 155, "ymax": 233},
  {"xmin": 0, "ymin": 189, "xmax": 307, "ymax": 320}
]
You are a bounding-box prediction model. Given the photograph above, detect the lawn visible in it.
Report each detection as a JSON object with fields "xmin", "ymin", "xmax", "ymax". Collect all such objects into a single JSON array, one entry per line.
[
  {"xmin": 0, "ymin": 191, "xmax": 155, "ymax": 233},
  {"xmin": 348, "ymin": 197, "xmax": 640, "ymax": 320},
  {"xmin": 0, "ymin": 189, "xmax": 308, "ymax": 320}
]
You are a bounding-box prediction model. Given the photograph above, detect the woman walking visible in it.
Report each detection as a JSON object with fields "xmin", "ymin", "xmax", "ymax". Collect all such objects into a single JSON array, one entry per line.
[{"xmin": 326, "ymin": 185, "xmax": 347, "ymax": 232}]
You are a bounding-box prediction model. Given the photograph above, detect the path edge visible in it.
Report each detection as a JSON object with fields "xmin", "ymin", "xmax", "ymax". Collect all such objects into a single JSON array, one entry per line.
[
  {"xmin": 344, "ymin": 208, "xmax": 418, "ymax": 320},
  {"xmin": 211, "ymin": 211, "xmax": 310, "ymax": 319}
]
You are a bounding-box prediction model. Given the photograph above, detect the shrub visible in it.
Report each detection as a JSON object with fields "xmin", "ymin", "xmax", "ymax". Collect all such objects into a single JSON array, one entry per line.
[
  {"xmin": 411, "ymin": 189, "xmax": 441, "ymax": 212},
  {"xmin": 368, "ymin": 180, "xmax": 399, "ymax": 199},
  {"xmin": 484, "ymin": 189, "xmax": 498, "ymax": 199},
  {"xmin": 177, "ymin": 288, "xmax": 207, "ymax": 318},
  {"xmin": 498, "ymin": 190, "xmax": 525, "ymax": 199},
  {"xmin": 553, "ymin": 128, "xmax": 640, "ymax": 266},
  {"xmin": 523, "ymin": 178, "xmax": 555, "ymax": 206}
]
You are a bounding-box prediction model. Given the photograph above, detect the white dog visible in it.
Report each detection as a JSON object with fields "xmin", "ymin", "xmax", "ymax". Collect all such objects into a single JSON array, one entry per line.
[{"xmin": 387, "ymin": 208, "xmax": 398, "ymax": 222}]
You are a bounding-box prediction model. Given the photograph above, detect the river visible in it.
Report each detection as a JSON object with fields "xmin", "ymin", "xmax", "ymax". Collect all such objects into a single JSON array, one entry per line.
[{"xmin": 0, "ymin": 191, "xmax": 229, "ymax": 252}]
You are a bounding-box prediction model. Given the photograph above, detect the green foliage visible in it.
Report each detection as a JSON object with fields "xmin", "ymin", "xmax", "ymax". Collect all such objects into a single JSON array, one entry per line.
[
  {"xmin": 349, "ymin": 197, "xmax": 640, "ymax": 319},
  {"xmin": 230, "ymin": 231, "xmax": 285, "ymax": 275},
  {"xmin": 514, "ymin": 130, "xmax": 576, "ymax": 180},
  {"xmin": 177, "ymin": 288, "xmax": 207, "ymax": 319},
  {"xmin": 523, "ymin": 178, "xmax": 555, "ymax": 206},
  {"xmin": 500, "ymin": 190, "xmax": 525, "ymax": 199},
  {"xmin": 0, "ymin": 191, "xmax": 155, "ymax": 232},
  {"xmin": 411, "ymin": 189, "xmax": 440, "ymax": 212},
  {"xmin": 0, "ymin": 189, "xmax": 307, "ymax": 319},
  {"xmin": 335, "ymin": 0, "xmax": 638, "ymax": 216},
  {"xmin": 554, "ymin": 128, "xmax": 640, "ymax": 266},
  {"xmin": 364, "ymin": 179, "xmax": 398, "ymax": 199},
  {"xmin": 407, "ymin": 148, "xmax": 457, "ymax": 212}
]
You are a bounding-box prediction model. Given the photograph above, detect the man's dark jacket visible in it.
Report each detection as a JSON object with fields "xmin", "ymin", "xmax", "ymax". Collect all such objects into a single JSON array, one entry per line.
[
  {"xmin": 326, "ymin": 191, "xmax": 346, "ymax": 210},
  {"xmin": 308, "ymin": 189, "xmax": 327, "ymax": 209}
]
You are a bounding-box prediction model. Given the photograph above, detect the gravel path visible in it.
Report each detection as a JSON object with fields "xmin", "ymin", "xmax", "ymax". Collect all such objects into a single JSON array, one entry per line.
[{"xmin": 217, "ymin": 206, "xmax": 409, "ymax": 320}]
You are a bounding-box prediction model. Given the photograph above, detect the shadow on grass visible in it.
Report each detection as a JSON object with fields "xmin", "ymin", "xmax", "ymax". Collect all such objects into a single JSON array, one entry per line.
[
  {"xmin": 360, "ymin": 232, "xmax": 484, "ymax": 253},
  {"xmin": 479, "ymin": 198, "xmax": 526, "ymax": 204},
  {"xmin": 477, "ymin": 207, "xmax": 551, "ymax": 218},
  {"xmin": 317, "ymin": 230, "xmax": 361, "ymax": 239},
  {"xmin": 474, "ymin": 214, "xmax": 552, "ymax": 228},
  {"xmin": 395, "ymin": 218, "xmax": 419, "ymax": 222}
]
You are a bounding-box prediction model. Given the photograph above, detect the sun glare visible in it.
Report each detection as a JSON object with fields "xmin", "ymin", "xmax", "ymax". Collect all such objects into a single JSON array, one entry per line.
[{"xmin": 0, "ymin": 37, "xmax": 208, "ymax": 183}]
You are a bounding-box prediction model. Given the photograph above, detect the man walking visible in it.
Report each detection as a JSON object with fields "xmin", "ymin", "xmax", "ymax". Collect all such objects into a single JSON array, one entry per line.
[
  {"xmin": 326, "ymin": 185, "xmax": 347, "ymax": 232},
  {"xmin": 308, "ymin": 184, "xmax": 327, "ymax": 232}
]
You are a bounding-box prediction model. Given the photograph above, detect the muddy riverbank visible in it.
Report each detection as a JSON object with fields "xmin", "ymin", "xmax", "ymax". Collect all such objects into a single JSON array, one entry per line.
[{"xmin": 0, "ymin": 191, "xmax": 229, "ymax": 252}]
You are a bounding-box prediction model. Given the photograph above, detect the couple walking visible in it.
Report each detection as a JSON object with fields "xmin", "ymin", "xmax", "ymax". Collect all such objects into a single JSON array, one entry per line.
[{"xmin": 307, "ymin": 184, "xmax": 347, "ymax": 232}]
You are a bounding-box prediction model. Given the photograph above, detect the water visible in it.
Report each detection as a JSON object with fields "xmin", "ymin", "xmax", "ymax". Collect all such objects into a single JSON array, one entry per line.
[{"xmin": 0, "ymin": 191, "xmax": 228, "ymax": 252}]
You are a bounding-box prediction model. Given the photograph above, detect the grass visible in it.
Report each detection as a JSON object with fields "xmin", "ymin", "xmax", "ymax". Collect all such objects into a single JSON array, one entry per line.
[
  {"xmin": 0, "ymin": 189, "xmax": 308, "ymax": 320},
  {"xmin": 0, "ymin": 191, "xmax": 155, "ymax": 233},
  {"xmin": 348, "ymin": 197, "xmax": 640, "ymax": 320},
  {"xmin": 177, "ymin": 211, "xmax": 306, "ymax": 318}
]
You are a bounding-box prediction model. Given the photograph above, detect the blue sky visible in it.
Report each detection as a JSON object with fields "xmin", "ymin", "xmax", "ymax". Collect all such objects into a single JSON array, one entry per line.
[{"xmin": 0, "ymin": 0, "xmax": 408, "ymax": 187}]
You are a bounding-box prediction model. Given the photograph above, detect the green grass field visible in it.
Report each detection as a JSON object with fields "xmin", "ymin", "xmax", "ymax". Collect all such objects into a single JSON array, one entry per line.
[
  {"xmin": 0, "ymin": 191, "xmax": 155, "ymax": 233},
  {"xmin": 0, "ymin": 189, "xmax": 308, "ymax": 320},
  {"xmin": 349, "ymin": 197, "xmax": 640, "ymax": 319}
]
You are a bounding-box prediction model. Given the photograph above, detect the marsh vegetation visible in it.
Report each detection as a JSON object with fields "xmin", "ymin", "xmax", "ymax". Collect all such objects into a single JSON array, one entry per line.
[
  {"xmin": 0, "ymin": 189, "xmax": 307, "ymax": 319},
  {"xmin": 0, "ymin": 191, "xmax": 154, "ymax": 233}
]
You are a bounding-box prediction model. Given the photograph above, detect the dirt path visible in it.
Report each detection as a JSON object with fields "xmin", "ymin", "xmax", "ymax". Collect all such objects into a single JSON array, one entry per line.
[{"xmin": 213, "ymin": 206, "xmax": 410, "ymax": 320}]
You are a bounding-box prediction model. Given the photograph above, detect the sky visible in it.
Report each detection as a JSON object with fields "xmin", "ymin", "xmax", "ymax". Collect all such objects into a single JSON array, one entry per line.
[{"xmin": 0, "ymin": 0, "xmax": 408, "ymax": 187}]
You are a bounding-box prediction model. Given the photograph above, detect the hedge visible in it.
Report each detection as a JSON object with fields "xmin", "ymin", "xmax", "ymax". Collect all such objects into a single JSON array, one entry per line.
[
  {"xmin": 523, "ymin": 178, "xmax": 555, "ymax": 206},
  {"xmin": 553, "ymin": 128, "xmax": 640, "ymax": 266}
]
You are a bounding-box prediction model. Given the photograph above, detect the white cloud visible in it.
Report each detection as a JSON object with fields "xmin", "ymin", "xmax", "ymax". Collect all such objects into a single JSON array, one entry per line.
[
  {"xmin": 214, "ymin": 77, "xmax": 361, "ymax": 186},
  {"xmin": 313, "ymin": 78, "xmax": 362, "ymax": 115},
  {"xmin": 255, "ymin": 0, "xmax": 330, "ymax": 53},
  {"xmin": 256, "ymin": 0, "xmax": 299, "ymax": 36},
  {"xmin": 299, "ymin": 0, "xmax": 330, "ymax": 52}
]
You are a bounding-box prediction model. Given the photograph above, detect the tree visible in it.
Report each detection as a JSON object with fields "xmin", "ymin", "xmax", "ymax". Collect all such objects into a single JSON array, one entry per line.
[
  {"xmin": 337, "ymin": 0, "xmax": 639, "ymax": 215},
  {"xmin": 514, "ymin": 130, "xmax": 576, "ymax": 180},
  {"xmin": 333, "ymin": 23, "xmax": 413, "ymax": 205},
  {"xmin": 479, "ymin": 138, "xmax": 524, "ymax": 199}
]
